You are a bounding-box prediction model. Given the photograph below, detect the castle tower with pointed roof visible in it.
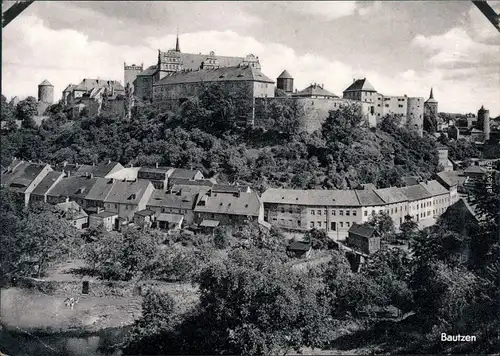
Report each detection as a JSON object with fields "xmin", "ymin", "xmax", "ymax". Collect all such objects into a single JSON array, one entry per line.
[
  {"xmin": 276, "ymin": 70, "xmax": 294, "ymax": 93},
  {"xmin": 424, "ymin": 87, "xmax": 439, "ymax": 125}
]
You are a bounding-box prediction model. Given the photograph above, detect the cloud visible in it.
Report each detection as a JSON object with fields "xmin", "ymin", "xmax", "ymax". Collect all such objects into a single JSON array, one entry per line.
[
  {"xmin": 280, "ymin": 1, "xmax": 358, "ymax": 20},
  {"xmin": 410, "ymin": 19, "xmax": 499, "ymax": 114},
  {"xmin": 2, "ymin": 13, "xmax": 498, "ymax": 116}
]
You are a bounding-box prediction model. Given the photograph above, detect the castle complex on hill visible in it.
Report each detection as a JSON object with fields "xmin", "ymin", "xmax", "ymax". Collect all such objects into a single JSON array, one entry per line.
[{"xmin": 24, "ymin": 33, "xmax": 466, "ymax": 139}]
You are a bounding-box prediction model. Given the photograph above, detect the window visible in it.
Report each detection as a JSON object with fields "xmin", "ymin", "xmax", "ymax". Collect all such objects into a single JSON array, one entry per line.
[
  {"xmin": 391, "ymin": 208, "xmax": 394, "ymax": 214},
  {"xmin": 364, "ymin": 211, "xmax": 367, "ymax": 216},
  {"xmin": 346, "ymin": 210, "xmax": 350, "ymax": 216},
  {"xmin": 324, "ymin": 210, "xmax": 327, "ymax": 215},
  {"xmin": 395, "ymin": 207, "xmax": 398, "ymax": 213},
  {"xmin": 311, "ymin": 210, "xmax": 315, "ymax": 215},
  {"xmin": 317, "ymin": 210, "xmax": 322, "ymax": 215},
  {"xmin": 353, "ymin": 210, "xmax": 357, "ymax": 216},
  {"xmin": 332, "ymin": 210, "xmax": 336, "ymax": 216},
  {"xmin": 281, "ymin": 208, "xmax": 284, "ymax": 213},
  {"xmin": 297, "ymin": 220, "xmax": 301, "ymax": 226},
  {"xmin": 339, "ymin": 210, "xmax": 344, "ymax": 216},
  {"xmin": 289, "ymin": 209, "xmax": 293, "ymax": 214},
  {"xmin": 346, "ymin": 222, "xmax": 350, "ymax": 227},
  {"xmin": 385, "ymin": 104, "xmax": 389, "ymax": 107},
  {"xmin": 340, "ymin": 222, "xmax": 344, "ymax": 228},
  {"xmin": 310, "ymin": 222, "xmax": 315, "ymax": 228},
  {"xmin": 318, "ymin": 222, "xmax": 322, "ymax": 228},
  {"xmin": 114, "ymin": 204, "xmax": 118, "ymax": 209},
  {"xmin": 331, "ymin": 222, "xmax": 336, "ymax": 231}
]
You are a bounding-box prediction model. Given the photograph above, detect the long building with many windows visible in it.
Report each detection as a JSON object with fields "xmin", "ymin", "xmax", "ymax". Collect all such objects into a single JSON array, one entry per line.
[{"xmin": 261, "ymin": 179, "xmax": 459, "ymax": 240}]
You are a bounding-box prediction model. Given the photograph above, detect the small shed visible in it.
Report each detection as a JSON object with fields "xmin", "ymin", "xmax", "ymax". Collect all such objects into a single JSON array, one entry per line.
[
  {"xmin": 89, "ymin": 211, "xmax": 119, "ymax": 231},
  {"xmin": 157, "ymin": 213, "xmax": 183, "ymax": 230},
  {"xmin": 134, "ymin": 209, "xmax": 156, "ymax": 227},
  {"xmin": 347, "ymin": 223, "xmax": 381, "ymax": 255},
  {"xmin": 287, "ymin": 240, "xmax": 312, "ymax": 259}
]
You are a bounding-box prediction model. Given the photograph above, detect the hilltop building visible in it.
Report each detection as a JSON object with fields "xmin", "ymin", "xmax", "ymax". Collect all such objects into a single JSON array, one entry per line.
[
  {"xmin": 61, "ymin": 78, "xmax": 130, "ymax": 118},
  {"xmin": 424, "ymin": 88, "xmax": 439, "ymax": 127},
  {"xmin": 477, "ymin": 105, "xmax": 490, "ymax": 142},
  {"xmin": 342, "ymin": 78, "xmax": 425, "ymax": 136},
  {"xmin": 254, "ymin": 71, "xmax": 378, "ymax": 132},
  {"xmin": 37, "ymin": 79, "xmax": 54, "ymax": 115},
  {"xmin": 126, "ymin": 34, "xmax": 267, "ymax": 102}
]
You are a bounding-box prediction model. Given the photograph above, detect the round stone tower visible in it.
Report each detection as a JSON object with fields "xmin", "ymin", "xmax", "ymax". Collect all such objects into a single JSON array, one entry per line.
[
  {"xmin": 276, "ymin": 70, "xmax": 294, "ymax": 93},
  {"xmin": 477, "ymin": 105, "xmax": 490, "ymax": 141},
  {"xmin": 38, "ymin": 79, "xmax": 54, "ymax": 104}
]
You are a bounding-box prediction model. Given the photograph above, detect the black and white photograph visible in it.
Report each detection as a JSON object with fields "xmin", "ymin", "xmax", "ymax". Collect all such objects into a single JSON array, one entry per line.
[{"xmin": 1, "ymin": 1, "xmax": 499, "ymax": 355}]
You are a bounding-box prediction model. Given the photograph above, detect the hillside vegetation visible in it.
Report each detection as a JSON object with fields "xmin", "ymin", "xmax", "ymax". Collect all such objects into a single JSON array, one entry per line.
[{"xmin": 1, "ymin": 86, "xmax": 439, "ymax": 192}]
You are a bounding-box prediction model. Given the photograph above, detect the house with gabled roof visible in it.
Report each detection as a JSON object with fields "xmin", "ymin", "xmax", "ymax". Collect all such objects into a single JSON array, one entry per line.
[
  {"xmin": 103, "ymin": 179, "xmax": 154, "ymax": 221},
  {"xmin": 347, "ymin": 223, "xmax": 381, "ymax": 255},
  {"xmin": 1, "ymin": 161, "xmax": 53, "ymax": 206},
  {"xmin": 399, "ymin": 184, "xmax": 434, "ymax": 226},
  {"xmin": 146, "ymin": 185, "xmax": 209, "ymax": 225},
  {"xmin": 167, "ymin": 168, "xmax": 204, "ymax": 188},
  {"xmin": 75, "ymin": 161, "xmax": 124, "ymax": 178},
  {"xmin": 46, "ymin": 175, "xmax": 98, "ymax": 208},
  {"xmin": 83, "ymin": 177, "xmax": 116, "ymax": 214},
  {"xmin": 194, "ymin": 189, "xmax": 263, "ymax": 227},
  {"xmin": 261, "ymin": 188, "xmax": 363, "ymax": 240},
  {"xmin": 30, "ymin": 171, "xmax": 65, "ymax": 204}
]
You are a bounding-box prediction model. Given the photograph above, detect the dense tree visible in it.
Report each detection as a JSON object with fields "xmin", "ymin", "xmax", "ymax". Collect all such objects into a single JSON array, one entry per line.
[
  {"xmin": 304, "ymin": 228, "xmax": 337, "ymax": 250},
  {"xmin": 16, "ymin": 96, "xmax": 39, "ymax": 129},
  {"xmin": 363, "ymin": 211, "xmax": 395, "ymax": 240}
]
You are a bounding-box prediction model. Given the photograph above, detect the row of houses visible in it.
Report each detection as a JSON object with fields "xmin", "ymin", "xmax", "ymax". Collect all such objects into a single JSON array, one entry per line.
[
  {"xmin": 1, "ymin": 159, "xmax": 263, "ymax": 232},
  {"xmin": 1, "ymin": 159, "xmax": 464, "ymax": 241}
]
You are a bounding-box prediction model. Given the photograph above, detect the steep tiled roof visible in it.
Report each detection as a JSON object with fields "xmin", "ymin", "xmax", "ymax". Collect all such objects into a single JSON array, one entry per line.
[
  {"xmin": 75, "ymin": 161, "xmax": 123, "ymax": 178},
  {"xmin": 355, "ymin": 189, "xmax": 385, "ymax": 206},
  {"xmin": 138, "ymin": 166, "xmax": 172, "ymax": 175},
  {"xmin": 169, "ymin": 168, "xmax": 202, "ymax": 180},
  {"xmin": 154, "ymin": 65, "xmax": 274, "ymax": 86},
  {"xmin": 277, "ymin": 70, "xmax": 293, "ymax": 79},
  {"xmin": 181, "ymin": 52, "xmax": 244, "ymax": 71},
  {"xmin": 373, "ymin": 187, "xmax": 408, "ymax": 204},
  {"xmin": 137, "ymin": 65, "xmax": 158, "ymax": 77},
  {"xmin": 48, "ymin": 176, "xmax": 98, "ymax": 200},
  {"xmin": 105, "ymin": 179, "xmax": 152, "ymax": 205},
  {"xmin": 294, "ymin": 84, "xmax": 338, "ymax": 98},
  {"xmin": 419, "ymin": 180, "xmax": 449, "ymax": 196},
  {"xmin": 212, "ymin": 184, "xmax": 251, "ymax": 194},
  {"xmin": 261, "ymin": 188, "xmax": 360, "ymax": 207},
  {"xmin": 169, "ymin": 179, "xmax": 214, "ymax": 188},
  {"xmin": 195, "ymin": 191, "xmax": 261, "ymax": 216},
  {"xmin": 147, "ymin": 187, "xmax": 204, "ymax": 210},
  {"xmin": 1, "ymin": 163, "xmax": 47, "ymax": 193},
  {"xmin": 77, "ymin": 79, "xmax": 124, "ymax": 92},
  {"xmin": 464, "ymin": 165, "xmax": 487, "ymax": 175},
  {"xmin": 399, "ymin": 184, "xmax": 433, "ymax": 201},
  {"xmin": 348, "ymin": 223, "xmax": 378, "ymax": 238},
  {"xmin": 63, "ymin": 84, "xmax": 76, "ymax": 92},
  {"xmin": 85, "ymin": 177, "xmax": 115, "ymax": 201},
  {"xmin": 39, "ymin": 79, "xmax": 53, "ymax": 86},
  {"xmin": 435, "ymin": 171, "xmax": 461, "ymax": 188},
  {"xmin": 31, "ymin": 171, "xmax": 64, "ymax": 196},
  {"xmin": 343, "ymin": 78, "xmax": 377, "ymax": 93}
]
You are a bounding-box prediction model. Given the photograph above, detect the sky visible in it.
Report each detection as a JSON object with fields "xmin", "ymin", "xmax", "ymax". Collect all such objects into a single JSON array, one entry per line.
[{"xmin": 2, "ymin": 1, "xmax": 499, "ymax": 115}]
